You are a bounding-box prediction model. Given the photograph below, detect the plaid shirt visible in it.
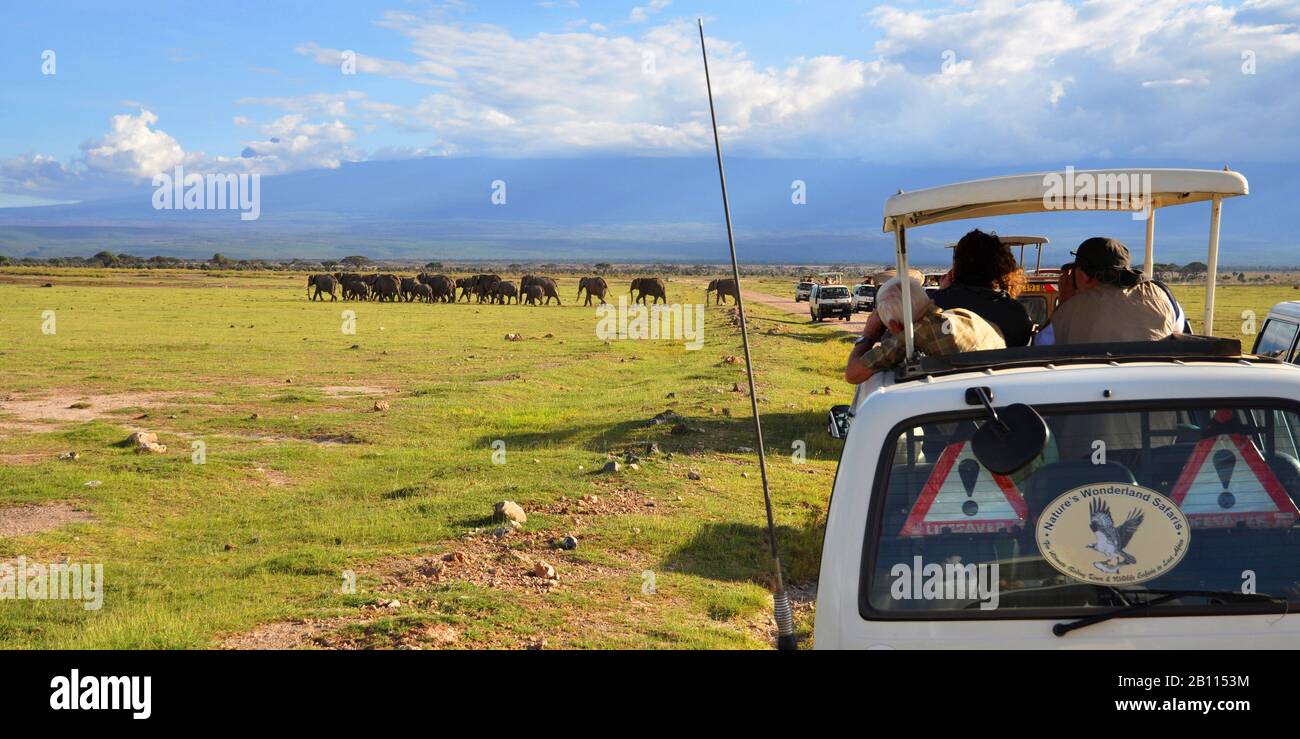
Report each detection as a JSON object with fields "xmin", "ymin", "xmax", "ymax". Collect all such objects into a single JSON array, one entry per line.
[{"xmin": 859, "ymin": 306, "xmax": 1006, "ymax": 371}]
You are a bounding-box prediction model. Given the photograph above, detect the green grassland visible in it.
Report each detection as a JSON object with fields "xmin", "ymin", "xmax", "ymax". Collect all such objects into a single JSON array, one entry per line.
[
  {"xmin": 0, "ymin": 269, "xmax": 1292, "ymax": 649},
  {"xmin": 0, "ymin": 269, "xmax": 852, "ymax": 649}
]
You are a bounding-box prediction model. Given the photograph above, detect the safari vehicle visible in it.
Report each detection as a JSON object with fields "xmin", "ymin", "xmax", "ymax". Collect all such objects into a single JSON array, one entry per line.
[
  {"xmin": 1252, "ymin": 302, "xmax": 1300, "ymax": 364},
  {"xmin": 1005, "ymin": 236, "xmax": 1058, "ymax": 328},
  {"xmin": 795, "ymin": 280, "xmax": 815, "ymax": 302},
  {"xmin": 851, "ymin": 283, "xmax": 876, "ymax": 312},
  {"xmin": 816, "ymin": 168, "xmax": 1300, "ymax": 648},
  {"xmin": 809, "ymin": 283, "xmax": 853, "ymax": 322}
]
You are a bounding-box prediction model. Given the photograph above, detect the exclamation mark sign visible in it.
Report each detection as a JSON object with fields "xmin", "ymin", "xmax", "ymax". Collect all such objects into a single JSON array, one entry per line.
[
  {"xmin": 1213, "ymin": 448, "xmax": 1237, "ymax": 509},
  {"xmin": 959, "ymin": 458, "xmax": 980, "ymax": 517}
]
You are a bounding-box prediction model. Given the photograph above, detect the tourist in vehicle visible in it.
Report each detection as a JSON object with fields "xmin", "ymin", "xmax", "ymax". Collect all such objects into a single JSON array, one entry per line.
[
  {"xmin": 930, "ymin": 229, "xmax": 1034, "ymax": 346},
  {"xmin": 1035, "ymin": 237, "xmax": 1181, "ymax": 345},
  {"xmin": 844, "ymin": 276, "xmax": 1006, "ymax": 384}
]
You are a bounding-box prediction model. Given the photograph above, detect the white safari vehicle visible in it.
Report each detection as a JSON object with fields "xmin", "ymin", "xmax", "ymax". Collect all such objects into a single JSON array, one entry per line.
[
  {"xmin": 795, "ymin": 280, "xmax": 815, "ymax": 302},
  {"xmin": 1253, "ymin": 302, "xmax": 1300, "ymax": 365},
  {"xmin": 809, "ymin": 283, "xmax": 854, "ymax": 322},
  {"xmin": 852, "ymin": 283, "xmax": 877, "ymax": 313},
  {"xmin": 815, "ymin": 168, "xmax": 1300, "ymax": 648}
]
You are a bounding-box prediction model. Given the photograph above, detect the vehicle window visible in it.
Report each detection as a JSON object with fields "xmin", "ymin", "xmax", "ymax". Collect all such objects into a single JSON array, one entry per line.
[
  {"xmin": 863, "ymin": 403, "xmax": 1300, "ymax": 617},
  {"xmin": 821, "ymin": 287, "xmax": 848, "ymax": 298},
  {"xmin": 1252, "ymin": 319, "xmax": 1298, "ymax": 361},
  {"xmin": 857, "ymin": 286, "xmax": 876, "ymax": 297},
  {"xmin": 1018, "ymin": 294, "xmax": 1048, "ymax": 327}
]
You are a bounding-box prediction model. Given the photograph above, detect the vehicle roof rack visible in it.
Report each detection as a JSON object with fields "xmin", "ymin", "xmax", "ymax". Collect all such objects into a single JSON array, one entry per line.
[{"xmin": 894, "ymin": 335, "xmax": 1268, "ymax": 382}]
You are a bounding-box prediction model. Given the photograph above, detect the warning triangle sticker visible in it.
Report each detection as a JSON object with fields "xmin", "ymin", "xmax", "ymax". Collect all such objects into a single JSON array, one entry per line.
[
  {"xmin": 1169, "ymin": 434, "xmax": 1299, "ymax": 529},
  {"xmin": 900, "ymin": 441, "xmax": 1028, "ymax": 537}
]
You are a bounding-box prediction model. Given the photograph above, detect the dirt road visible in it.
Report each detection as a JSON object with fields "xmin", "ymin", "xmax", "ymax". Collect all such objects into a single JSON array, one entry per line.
[{"xmin": 741, "ymin": 290, "xmax": 867, "ymax": 335}]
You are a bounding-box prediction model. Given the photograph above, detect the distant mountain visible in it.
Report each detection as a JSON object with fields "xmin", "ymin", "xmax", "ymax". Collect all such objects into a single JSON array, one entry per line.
[{"xmin": 1, "ymin": 157, "xmax": 1296, "ymax": 266}]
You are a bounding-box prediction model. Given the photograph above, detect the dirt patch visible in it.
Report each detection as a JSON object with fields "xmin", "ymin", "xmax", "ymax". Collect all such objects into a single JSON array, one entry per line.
[
  {"xmin": 0, "ymin": 420, "xmax": 65, "ymax": 439},
  {"xmin": 369, "ymin": 529, "xmax": 616, "ymax": 595},
  {"xmin": 212, "ymin": 431, "xmax": 362, "ymax": 447},
  {"xmin": 251, "ymin": 465, "xmax": 290, "ymax": 487},
  {"xmin": 540, "ymin": 484, "xmax": 660, "ymax": 517},
  {"xmin": 221, "ymin": 616, "xmax": 460, "ymax": 650},
  {"xmin": 220, "ymin": 617, "xmax": 353, "ymax": 650},
  {"xmin": 0, "ymin": 391, "xmax": 191, "ymax": 423},
  {"xmin": 0, "ymin": 452, "xmax": 52, "ymax": 466},
  {"xmin": 320, "ymin": 386, "xmax": 387, "ymax": 397},
  {"xmin": 0, "ymin": 502, "xmax": 95, "ymax": 538}
]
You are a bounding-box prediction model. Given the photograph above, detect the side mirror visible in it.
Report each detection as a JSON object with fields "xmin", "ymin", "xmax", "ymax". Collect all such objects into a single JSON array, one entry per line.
[
  {"xmin": 966, "ymin": 387, "xmax": 1047, "ymax": 475},
  {"xmin": 827, "ymin": 404, "xmax": 852, "ymax": 439}
]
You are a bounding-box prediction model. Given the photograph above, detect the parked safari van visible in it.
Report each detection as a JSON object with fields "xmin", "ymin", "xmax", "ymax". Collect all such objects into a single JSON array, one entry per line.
[
  {"xmin": 1252, "ymin": 302, "xmax": 1300, "ymax": 364},
  {"xmin": 816, "ymin": 168, "xmax": 1300, "ymax": 648}
]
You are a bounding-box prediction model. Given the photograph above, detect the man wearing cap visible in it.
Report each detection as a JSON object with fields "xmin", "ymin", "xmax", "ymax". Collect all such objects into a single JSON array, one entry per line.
[{"xmin": 1035, "ymin": 237, "xmax": 1182, "ymax": 345}]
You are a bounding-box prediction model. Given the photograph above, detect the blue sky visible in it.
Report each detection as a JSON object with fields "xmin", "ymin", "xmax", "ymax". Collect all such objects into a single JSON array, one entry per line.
[{"xmin": 2, "ymin": 0, "xmax": 1298, "ymax": 206}]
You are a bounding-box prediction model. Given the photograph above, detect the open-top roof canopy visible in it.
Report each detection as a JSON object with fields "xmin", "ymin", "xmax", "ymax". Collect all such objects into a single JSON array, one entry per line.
[
  {"xmin": 944, "ymin": 234, "xmax": 1050, "ymax": 248},
  {"xmin": 883, "ymin": 168, "xmax": 1248, "ymax": 232},
  {"xmin": 880, "ymin": 167, "xmax": 1249, "ymax": 355},
  {"xmin": 997, "ymin": 235, "xmax": 1050, "ymax": 246}
]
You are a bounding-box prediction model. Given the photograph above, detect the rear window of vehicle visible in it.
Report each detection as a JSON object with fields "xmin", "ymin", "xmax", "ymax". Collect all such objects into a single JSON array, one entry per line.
[
  {"xmin": 1253, "ymin": 319, "xmax": 1298, "ymax": 361},
  {"xmin": 1018, "ymin": 294, "xmax": 1049, "ymax": 327},
  {"xmin": 856, "ymin": 286, "xmax": 876, "ymax": 297},
  {"xmin": 862, "ymin": 402, "xmax": 1300, "ymax": 619},
  {"xmin": 820, "ymin": 287, "xmax": 848, "ymax": 298},
  {"xmin": 798, "ymin": 282, "xmax": 814, "ymax": 289}
]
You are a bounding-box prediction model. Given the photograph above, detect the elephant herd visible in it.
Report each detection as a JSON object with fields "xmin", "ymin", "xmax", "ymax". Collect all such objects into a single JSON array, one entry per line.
[
  {"xmin": 306, "ymin": 273, "xmax": 679, "ymax": 307},
  {"xmin": 306, "ymin": 272, "xmax": 552, "ymax": 305}
]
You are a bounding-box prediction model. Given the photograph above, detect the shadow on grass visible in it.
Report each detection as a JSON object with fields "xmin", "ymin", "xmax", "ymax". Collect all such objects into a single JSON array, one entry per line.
[
  {"xmin": 659, "ymin": 514, "xmax": 826, "ymax": 586},
  {"xmin": 472, "ymin": 410, "xmax": 844, "ymax": 460}
]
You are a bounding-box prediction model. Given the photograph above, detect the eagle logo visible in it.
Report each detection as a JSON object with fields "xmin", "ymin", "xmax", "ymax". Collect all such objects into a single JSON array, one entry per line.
[{"xmin": 1086, "ymin": 498, "xmax": 1144, "ymax": 574}]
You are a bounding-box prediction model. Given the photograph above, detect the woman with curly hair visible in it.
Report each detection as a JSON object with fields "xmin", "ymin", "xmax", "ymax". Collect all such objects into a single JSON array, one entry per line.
[{"xmin": 932, "ymin": 229, "xmax": 1034, "ymax": 346}]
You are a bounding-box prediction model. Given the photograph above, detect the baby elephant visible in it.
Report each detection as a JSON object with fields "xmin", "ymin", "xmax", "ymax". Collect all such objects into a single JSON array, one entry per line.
[
  {"xmin": 494, "ymin": 281, "xmax": 519, "ymax": 305},
  {"xmin": 411, "ymin": 283, "xmax": 434, "ymax": 303}
]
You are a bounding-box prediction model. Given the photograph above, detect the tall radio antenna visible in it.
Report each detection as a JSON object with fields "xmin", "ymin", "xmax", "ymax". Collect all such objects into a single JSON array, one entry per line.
[{"xmin": 697, "ymin": 17, "xmax": 796, "ymax": 651}]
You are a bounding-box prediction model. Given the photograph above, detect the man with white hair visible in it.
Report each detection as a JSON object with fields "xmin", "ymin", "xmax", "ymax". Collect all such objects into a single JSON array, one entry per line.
[{"xmin": 845, "ymin": 275, "xmax": 1007, "ymax": 385}]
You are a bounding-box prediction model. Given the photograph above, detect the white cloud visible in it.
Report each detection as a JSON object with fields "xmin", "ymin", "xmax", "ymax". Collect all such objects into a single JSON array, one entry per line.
[
  {"xmin": 7, "ymin": 0, "xmax": 1300, "ymax": 201},
  {"xmin": 273, "ymin": 2, "xmax": 1299, "ymax": 163},
  {"xmin": 239, "ymin": 91, "xmax": 367, "ymax": 117},
  {"xmin": 1141, "ymin": 78, "xmax": 1210, "ymax": 87},
  {"xmin": 630, "ymin": 0, "xmax": 671, "ymax": 24},
  {"xmin": 2, "ymin": 107, "xmax": 361, "ymax": 197},
  {"xmin": 232, "ymin": 115, "xmax": 361, "ymax": 173},
  {"xmin": 80, "ymin": 109, "xmax": 199, "ymax": 179}
]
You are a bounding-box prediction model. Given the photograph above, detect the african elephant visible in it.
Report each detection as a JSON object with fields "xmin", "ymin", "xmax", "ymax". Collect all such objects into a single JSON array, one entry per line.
[
  {"xmin": 339, "ymin": 278, "xmax": 369, "ymax": 301},
  {"xmin": 522, "ymin": 284, "xmax": 545, "ymax": 305},
  {"xmin": 371, "ymin": 274, "xmax": 401, "ymax": 302},
  {"xmin": 400, "ymin": 277, "xmax": 421, "ymax": 302},
  {"xmin": 706, "ymin": 278, "xmax": 740, "ymax": 305},
  {"xmin": 410, "ymin": 283, "xmax": 434, "ymax": 303},
  {"xmin": 577, "ymin": 276, "xmax": 609, "ymax": 306},
  {"xmin": 493, "ymin": 280, "xmax": 519, "ymax": 305},
  {"xmin": 521, "ymin": 275, "xmax": 561, "ymax": 305},
  {"xmin": 421, "ymin": 274, "xmax": 456, "ymax": 303},
  {"xmin": 455, "ymin": 277, "xmax": 477, "ymax": 302},
  {"xmin": 307, "ymin": 274, "xmax": 338, "ymax": 301},
  {"xmin": 630, "ymin": 277, "xmax": 667, "ymax": 305},
  {"xmin": 474, "ymin": 274, "xmax": 502, "ymax": 304}
]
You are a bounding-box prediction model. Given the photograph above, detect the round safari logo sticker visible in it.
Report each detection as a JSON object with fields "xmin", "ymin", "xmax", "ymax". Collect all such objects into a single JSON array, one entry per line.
[{"xmin": 1035, "ymin": 483, "xmax": 1190, "ymax": 585}]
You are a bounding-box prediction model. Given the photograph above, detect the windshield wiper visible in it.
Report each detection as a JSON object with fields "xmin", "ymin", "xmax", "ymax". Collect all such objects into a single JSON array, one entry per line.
[{"xmin": 1053, "ymin": 589, "xmax": 1287, "ymax": 637}]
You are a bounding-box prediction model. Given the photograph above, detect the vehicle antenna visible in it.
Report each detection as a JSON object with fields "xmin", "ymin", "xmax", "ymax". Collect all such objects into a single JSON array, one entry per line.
[{"xmin": 697, "ymin": 18, "xmax": 796, "ymax": 651}]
